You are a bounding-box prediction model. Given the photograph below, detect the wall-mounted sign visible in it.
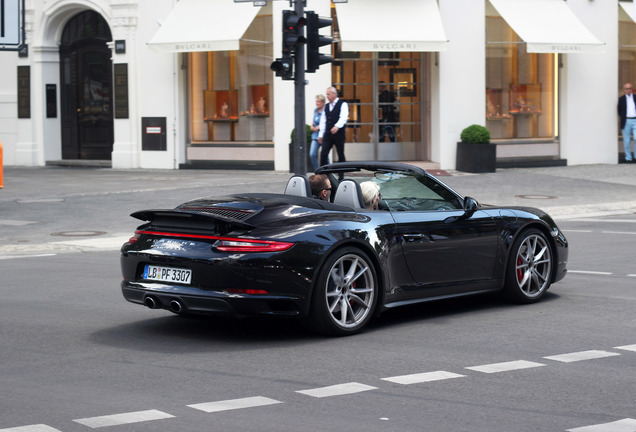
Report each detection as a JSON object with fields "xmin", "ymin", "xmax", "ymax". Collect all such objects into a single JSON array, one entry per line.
[
  {"xmin": 114, "ymin": 63, "xmax": 129, "ymax": 119},
  {"xmin": 141, "ymin": 117, "xmax": 167, "ymax": 151},
  {"xmin": 17, "ymin": 65, "xmax": 29, "ymax": 118},
  {"xmin": 46, "ymin": 84, "xmax": 57, "ymax": 118},
  {"xmin": 114, "ymin": 40, "xmax": 125, "ymax": 54}
]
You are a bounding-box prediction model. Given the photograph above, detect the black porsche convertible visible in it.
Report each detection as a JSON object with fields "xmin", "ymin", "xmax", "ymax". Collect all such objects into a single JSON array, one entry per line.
[{"xmin": 120, "ymin": 162, "xmax": 568, "ymax": 335}]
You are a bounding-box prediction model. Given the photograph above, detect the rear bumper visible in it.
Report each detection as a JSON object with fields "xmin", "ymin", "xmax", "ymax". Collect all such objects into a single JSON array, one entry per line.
[{"xmin": 121, "ymin": 281, "xmax": 304, "ymax": 316}]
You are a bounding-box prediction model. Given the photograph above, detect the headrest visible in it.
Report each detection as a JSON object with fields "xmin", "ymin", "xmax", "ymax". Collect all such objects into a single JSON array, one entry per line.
[
  {"xmin": 333, "ymin": 179, "xmax": 365, "ymax": 209},
  {"xmin": 284, "ymin": 175, "xmax": 311, "ymax": 197}
]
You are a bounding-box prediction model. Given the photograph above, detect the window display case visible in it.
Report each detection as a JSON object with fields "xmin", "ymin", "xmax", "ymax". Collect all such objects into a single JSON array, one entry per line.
[
  {"xmin": 204, "ymin": 90, "xmax": 238, "ymax": 122},
  {"xmin": 509, "ymin": 84, "xmax": 541, "ymax": 115},
  {"xmin": 240, "ymin": 85, "xmax": 269, "ymax": 117},
  {"xmin": 486, "ymin": 88, "xmax": 511, "ymax": 120}
]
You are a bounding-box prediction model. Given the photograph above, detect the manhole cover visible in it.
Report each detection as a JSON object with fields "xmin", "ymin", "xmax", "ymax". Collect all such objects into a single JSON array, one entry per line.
[{"xmin": 50, "ymin": 231, "xmax": 107, "ymax": 237}]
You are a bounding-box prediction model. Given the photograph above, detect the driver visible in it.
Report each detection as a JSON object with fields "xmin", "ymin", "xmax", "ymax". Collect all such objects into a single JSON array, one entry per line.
[
  {"xmin": 360, "ymin": 181, "xmax": 381, "ymax": 210},
  {"xmin": 309, "ymin": 174, "xmax": 332, "ymax": 201}
]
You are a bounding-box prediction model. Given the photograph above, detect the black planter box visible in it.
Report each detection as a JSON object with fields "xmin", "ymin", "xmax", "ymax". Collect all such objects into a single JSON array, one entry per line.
[{"xmin": 456, "ymin": 141, "xmax": 496, "ymax": 173}]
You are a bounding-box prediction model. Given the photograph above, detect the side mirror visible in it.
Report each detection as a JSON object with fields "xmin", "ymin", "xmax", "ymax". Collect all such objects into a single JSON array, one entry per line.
[{"xmin": 463, "ymin": 196, "xmax": 478, "ymax": 218}]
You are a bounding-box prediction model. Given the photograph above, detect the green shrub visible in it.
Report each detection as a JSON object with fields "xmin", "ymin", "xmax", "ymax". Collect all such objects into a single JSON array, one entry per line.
[
  {"xmin": 290, "ymin": 124, "xmax": 313, "ymax": 144},
  {"xmin": 460, "ymin": 124, "xmax": 490, "ymax": 144}
]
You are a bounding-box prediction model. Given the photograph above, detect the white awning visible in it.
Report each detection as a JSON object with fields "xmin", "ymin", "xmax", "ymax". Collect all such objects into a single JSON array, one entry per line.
[
  {"xmin": 619, "ymin": 1, "xmax": 636, "ymax": 23},
  {"xmin": 335, "ymin": 0, "xmax": 448, "ymax": 52},
  {"xmin": 148, "ymin": 0, "xmax": 261, "ymax": 53},
  {"xmin": 489, "ymin": 0, "xmax": 604, "ymax": 53}
]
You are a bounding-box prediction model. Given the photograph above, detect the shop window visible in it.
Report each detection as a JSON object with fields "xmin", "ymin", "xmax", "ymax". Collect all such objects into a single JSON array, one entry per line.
[
  {"xmin": 187, "ymin": 14, "xmax": 273, "ymax": 143},
  {"xmin": 330, "ymin": 9, "xmax": 425, "ymax": 161},
  {"xmin": 486, "ymin": 16, "xmax": 556, "ymax": 141}
]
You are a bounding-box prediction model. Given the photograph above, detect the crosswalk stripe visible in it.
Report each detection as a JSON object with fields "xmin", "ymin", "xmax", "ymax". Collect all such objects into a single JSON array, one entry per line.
[
  {"xmin": 543, "ymin": 350, "xmax": 620, "ymax": 363},
  {"xmin": 465, "ymin": 360, "xmax": 545, "ymax": 374},
  {"xmin": 296, "ymin": 382, "xmax": 377, "ymax": 398},
  {"xmin": 382, "ymin": 371, "xmax": 466, "ymax": 385},
  {"xmin": 73, "ymin": 409, "xmax": 174, "ymax": 428},
  {"xmin": 188, "ymin": 396, "xmax": 282, "ymax": 413},
  {"xmin": 0, "ymin": 426, "xmax": 61, "ymax": 432},
  {"xmin": 566, "ymin": 417, "xmax": 636, "ymax": 431}
]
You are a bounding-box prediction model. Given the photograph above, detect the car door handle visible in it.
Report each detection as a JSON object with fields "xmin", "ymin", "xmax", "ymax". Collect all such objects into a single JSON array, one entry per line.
[{"xmin": 403, "ymin": 234, "xmax": 424, "ymax": 241}]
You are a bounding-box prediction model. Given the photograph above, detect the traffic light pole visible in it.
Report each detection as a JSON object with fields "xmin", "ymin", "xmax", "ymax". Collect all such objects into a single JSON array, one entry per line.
[{"xmin": 292, "ymin": 0, "xmax": 307, "ymax": 175}]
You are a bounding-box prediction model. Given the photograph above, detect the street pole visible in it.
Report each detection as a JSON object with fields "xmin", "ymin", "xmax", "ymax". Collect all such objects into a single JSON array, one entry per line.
[{"xmin": 292, "ymin": 0, "xmax": 307, "ymax": 175}]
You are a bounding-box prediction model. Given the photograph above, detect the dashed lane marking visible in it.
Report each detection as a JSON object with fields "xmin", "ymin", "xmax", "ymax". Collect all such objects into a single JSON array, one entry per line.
[
  {"xmin": 543, "ymin": 350, "xmax": 621, "ymax": 363},
  {"xmin": 382, "ymin": 370, "xmax": 466, "ymax": 385},
  {"xmin": 566, "ymin": 417, "xmax": 636, "ymax": 432},
  {"xmin": 615, "ymin": 344, "xmax": 636, "ymax": 352},
  {"xmin": 187, "ymin": 396, "xmax": 282, "ymax": 413},
  {"xmin": 0, "ymin": 220, "xmax": 37, "ymax": 226},
  {"xmin": 568, "ymin": 270, "xmax": 613, "ymax": 276},
  {"xmin": 465, "ymin": 360, "xmax": 546, "ymax": 374},
  {"xmin": 73, "ymin": 409, "xmax": 174, "ymax": 428},
  {"xmin": 0, "ymin": 426, "xmax": 61, "ymax": 432},
  {"xmin": 296, "ymin": 382, "xmax": 377, "ymax": 398},
  {"xmin": 602, "ymin": 231, "xmax": 636, "ymax": 235}
]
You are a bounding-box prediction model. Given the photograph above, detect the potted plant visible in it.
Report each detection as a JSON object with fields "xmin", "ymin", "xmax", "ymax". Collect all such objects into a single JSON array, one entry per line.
[
  {"xmin": 456, "ymin": 124, "xmax": 496, "ymax": 173},
  {"xmin": 289, "ymin": 124, "xmax": 313, "ymax": 171}
]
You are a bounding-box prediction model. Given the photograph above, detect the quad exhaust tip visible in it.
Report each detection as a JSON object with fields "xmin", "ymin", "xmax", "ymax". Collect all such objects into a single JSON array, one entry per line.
[
  {"xmin": 144, "ymin": 296, "xmax": 159, "ymax": 309},
  {"xmin": 170, "ymin": 299, "xmax": 184, "ymax": 314}
]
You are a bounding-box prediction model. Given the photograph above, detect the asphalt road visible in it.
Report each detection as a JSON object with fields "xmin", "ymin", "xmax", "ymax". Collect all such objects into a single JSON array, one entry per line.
[{"xmin": 1, "ymin": 215, "xmax": 635, "ymax": 431}]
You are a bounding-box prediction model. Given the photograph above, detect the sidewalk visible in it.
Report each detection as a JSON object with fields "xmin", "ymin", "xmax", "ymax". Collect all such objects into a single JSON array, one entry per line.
[{"xmin": 1, "ymin": 163, "xmax": 635, "ymax": 258}]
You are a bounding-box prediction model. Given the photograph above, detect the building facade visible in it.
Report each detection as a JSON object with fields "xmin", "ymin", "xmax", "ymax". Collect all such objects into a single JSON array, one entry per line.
[{"xmin": 0, "ymin": 0, "xmax": 631, "ymax": 171}]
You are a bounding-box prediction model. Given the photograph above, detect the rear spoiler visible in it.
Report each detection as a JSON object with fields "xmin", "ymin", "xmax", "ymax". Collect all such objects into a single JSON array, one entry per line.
[{"xmin": 131, "ymin": 209, "xmax": 254, "ymax": 230}]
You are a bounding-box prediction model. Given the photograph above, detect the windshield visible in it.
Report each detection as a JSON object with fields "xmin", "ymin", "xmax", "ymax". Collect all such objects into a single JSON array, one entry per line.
[{"xmin": 337, "ymin": 169, "xmax": 463, "ymax": 211}]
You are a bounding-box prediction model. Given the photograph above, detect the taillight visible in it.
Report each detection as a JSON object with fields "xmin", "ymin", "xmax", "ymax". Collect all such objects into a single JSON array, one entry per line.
[
  {"xmin": 226, "ymin": 288, "xmax": 269, "ymax": 295},
  {"xmin": 214, "ymin": 239, "xmax": 294, "ymax": 252},
  {"xmin": 128, "ymin": 231, "xmax": 141, "ymax": 244},
  {"xmin": 129, "ymin": 230, "xmax": 294, "ymax": 253}
]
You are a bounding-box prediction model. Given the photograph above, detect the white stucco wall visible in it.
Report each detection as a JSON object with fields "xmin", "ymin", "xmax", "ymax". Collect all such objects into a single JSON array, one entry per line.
[
  {"xmin": 436, "ymin": 0, "xmax": 486, "ymax": 170},
  {"xmin": 0, "ymin": 52, "xmax": 18, "ymax": 166},
  {"xmin": 560, "ymin": 0, "xmax": 618, "ymax": 165}
]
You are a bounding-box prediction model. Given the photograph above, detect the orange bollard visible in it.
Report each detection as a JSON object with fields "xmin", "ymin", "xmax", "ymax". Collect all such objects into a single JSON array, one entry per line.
[{"xmin": 0, "ymin": 140, "xmax": 3, "ymax": 189}]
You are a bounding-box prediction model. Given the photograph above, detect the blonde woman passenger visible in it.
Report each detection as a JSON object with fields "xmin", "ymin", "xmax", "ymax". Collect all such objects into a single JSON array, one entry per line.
[{"xmin": 360, "ymin": 181, "xmax": 381, "ymax": 210}]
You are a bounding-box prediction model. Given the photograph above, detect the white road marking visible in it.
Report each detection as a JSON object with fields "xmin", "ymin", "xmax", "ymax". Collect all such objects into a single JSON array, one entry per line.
[
  {"xmin": 543, "ymin": 350, "xmax": 620, "ymax": 363},
  {"xmin": 0, "ymin": 254, "xmax": 56, "ymax": 260},
  {"xmin": 602, "ymin": 231, "xmax": 636, "ymax": 235},
  {"xmin": 73, "ymin": 409, "xmax": 174, "ymax": 428},
  {"xmin": 188, "ymin": 396, "xmax": 282, "ymax": 413},
  {"xmin": 628, "ymin": 274, "xmax": 636, "ymax": 278},
  {"xmin": 615, "ymin": 344, "xmax": 636, "ymax": 352},
  {"xmin": 296, "ymin": 382, "xmax": 377, "ymax": 398},
  {"xmin": 0, "ymin": 219, "xmax": 37, "ymax": 226},
  {"xmin": 382, "ymin": 370, "xmax": 466, "ymax": 385},
  {"xmin": 568, "ymin": 270, "xmax": 613, "ymax": 276},
  {"xmin": 465, "ymin": 360, "xmax": 545, "ymax": 374},
  {"xmin": 566, "ymin": 418, "xmax": 636, "ymax": 431},
  {"xmin": 0, "ymin": 426, "xmax": 61, "ymax": 432}
]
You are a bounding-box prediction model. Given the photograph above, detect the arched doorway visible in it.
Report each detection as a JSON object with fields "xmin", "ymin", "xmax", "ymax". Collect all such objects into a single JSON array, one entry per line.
[{"xmin": 59, "ymin": 10, "xmax": 113, "ymax": 160}]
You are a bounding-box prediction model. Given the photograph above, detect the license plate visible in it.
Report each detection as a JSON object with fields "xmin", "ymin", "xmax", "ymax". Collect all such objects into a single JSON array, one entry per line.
[{"xmin": 143, "ymin": 265, "xmax": 192, "ymax": 284}]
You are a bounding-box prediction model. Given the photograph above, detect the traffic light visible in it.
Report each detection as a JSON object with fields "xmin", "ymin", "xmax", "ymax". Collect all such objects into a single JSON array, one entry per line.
[
  {"xmin": 306, "ymin": 11, "xmax": 333, "ymax": 73},
  {"xmin": 270, "ymin": 57, "xmax": 294, "ymax": 80},
  {"xmin": 282, "ymin": 10, "xmax": 306, "ymax": 58}
]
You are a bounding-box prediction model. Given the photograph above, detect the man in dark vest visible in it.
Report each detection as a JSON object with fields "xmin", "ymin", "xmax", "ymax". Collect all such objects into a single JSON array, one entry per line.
[
  {"xmin": 318, "ymin": 86, "xmax": 349, "ymax": 167},
  {"xmin": 618, "ymin": 82, "xmax": 636, "ymax": 162}
]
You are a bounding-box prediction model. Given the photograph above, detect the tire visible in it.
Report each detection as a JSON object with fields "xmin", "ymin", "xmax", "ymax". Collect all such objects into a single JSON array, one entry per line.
[
  {"xmin": 306, "ymin": 247, "xmax": 378, "ymax": 336},
  {"xmin": 504, "ymin": 228, "xmax": 553, "ymax": 303}
]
